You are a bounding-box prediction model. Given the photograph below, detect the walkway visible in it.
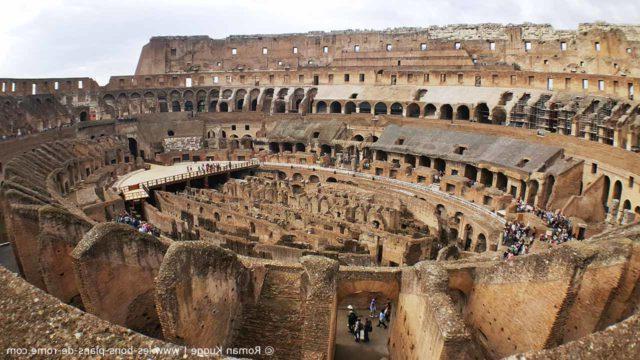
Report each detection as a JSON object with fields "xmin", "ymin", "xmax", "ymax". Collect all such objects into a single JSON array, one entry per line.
[{"xmin": 117, "ymin": 160, "xmax": 259, "ymax": 200}]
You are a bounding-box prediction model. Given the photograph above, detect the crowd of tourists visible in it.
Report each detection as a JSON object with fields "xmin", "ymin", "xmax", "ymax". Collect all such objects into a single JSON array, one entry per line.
[
  {"xmin": 185, "ymin": 162, "xmax": 226, "ymax": 174},
  {"xmin": 502, "ymin": 200, "xmax": 575, "ymax": 260},
  {"xmin": 346, "ymin": 298, "xmax": 392, "ymax": 343},
  {"xmin": 116, "ymin": 212, "xmax": 160, "ymax": 237}
]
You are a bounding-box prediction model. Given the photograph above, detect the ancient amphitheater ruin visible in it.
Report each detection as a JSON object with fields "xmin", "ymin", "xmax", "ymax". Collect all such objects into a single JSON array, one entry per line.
[{"xmin": 1, "ymin": 22, "xmax": 640, "ymax": 359}]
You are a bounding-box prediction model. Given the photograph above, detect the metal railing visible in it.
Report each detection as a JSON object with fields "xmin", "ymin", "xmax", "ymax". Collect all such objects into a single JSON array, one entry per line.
[{"xmin": 121, "ymin": 159, "xmax": 259, "ymax": 196}]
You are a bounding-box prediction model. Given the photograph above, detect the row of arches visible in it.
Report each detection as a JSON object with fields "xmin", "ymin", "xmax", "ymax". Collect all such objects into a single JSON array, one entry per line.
[
  {"xmin": 102, "ymin": 87, "xmax": 315, "ymax": 117},
  {"xmin": 313, "ymin": 100, "xmax": 493, "ymax": 122}
]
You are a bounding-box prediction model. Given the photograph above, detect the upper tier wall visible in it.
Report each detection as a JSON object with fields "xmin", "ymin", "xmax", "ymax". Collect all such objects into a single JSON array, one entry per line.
[{"xmin": 135, "ymin": 23, "xmax": 640, "ymax": 77}]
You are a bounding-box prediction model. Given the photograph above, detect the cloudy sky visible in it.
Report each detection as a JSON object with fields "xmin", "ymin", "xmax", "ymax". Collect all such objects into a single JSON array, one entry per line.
[{"xmin": 0, "ymin": 0, "xmax": 638, "ymax": 84}]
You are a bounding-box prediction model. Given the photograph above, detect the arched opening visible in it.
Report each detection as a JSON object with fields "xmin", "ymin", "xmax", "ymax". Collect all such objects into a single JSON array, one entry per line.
[
  {"xmin": 464, "ymin": 225, "xmax": 473, "ymax": 251},
  {"xmin": 275, "ymin": 102, "xmax": 286, "ymax": 113},
  {"xmin": 492, "ymin": 107, "xmax": 506, "ymax": 125},
  {"xmin": 197, "ymin": 100, "xmax": 206, "ymax": 112},
  {"xmin": 327, "ymin": 177, "xmax": 337, "ymax": 183},
  {"xmin": 544, "ymin": 175, "xmax": 556, "ymax": 206},
  {"xmin": 316, "ymin": 101, "xmax": 327, "ymax": 113},
  {"xmin": 172, "ymin": 101, "xmax": 181, "ymax": 112},
  {"xmin": 374, "ymin": 102, "xmax": 387, "ymax": 115},
  {"xmin": 269, "ymin": 142, "xmax": 280, "ymax": 153},
  {"xmin": 236, "ymin": 99, "xmax": 244, "ymax": 111},
  {"xmin": 434, "ymin": 158, "xmax": 446, "ymax": 172},
  {"xmin": 613, "ymin": 180, "xmax": 623, "ymax": 201},
  {"xmin": 436, "ymin": 204, "xmax": 446, "ymax": 218},
  {"xmin": 464, "ymin": 165, "xmax": 478, "ymax": 181},
  {"xmin": 406, "ymin": 103, "xmax": 420, "ymax": 117},
  {"xmin": 623, "ymin": 200, "xmax": 631, "ymax": 211},
  {"xmin": 359, "ymin": 102, "xmax": 371, "ymax": 114},
  {"xmin": 528, "ymin": 180, "xmax": 539, "ymax": 205},
  {"xmin": 440, "ymin": 104, "xmax": 453, "ymax": 120},
  {"xmin": 456, "ymin": 105, "xmax": 470, "ymax": 120},
  {"xmin": 309, "ymin": 175, "xmax": 320, "ymax": 183},
  {"xmin": 480, "ymin": 168, "xmax": 493, "ymax": 187},
  {"xmin": 79, "ymin": 111, "xmax": 88, "ymax": 122},
  {"xmin": 352, "ymin": 134, "xmax": 364, "ymax": 142},
  {"xmin": 496, "ymin": 173, "xmax": 508, "ymax": 192},
  {"xmin": 320, "ymin": 144, "xmax": 332, "ymax": 156},
  {"xmin": 282, "ymin": 142, "xmax": 293, "ymax": 152},
  {"xmin": 128, "ymin": 138, "xmax": 138, "ymax": 157},
  {"xmin": 424, "ymin": 104, "xmax": 437, "ymax": 117},
  {"xmin": 475, "ymin": 103, "xmax": 490, "ymax": 123},
  {"xmin": 184, "ymin": 101, "xmax": 193, "ymax": 112},
  {"xmin": 344, "ymin": 101, "xmax": 356, "ymax": 114},
  {"xmin": 475, "ymin": 234, "xmax": 487, "ymax": 253},
  {"xmin": 602, "ymin": 176, "xmax": 611, "ymax": 209},
  {"xmin": 219, "ymin": 102, "xmax": 229, "ymax": 112},
  {"xmin": 390, "ymin": 102, "xmax": 403, "ymax": 116},
  {"xmin": 294, "ymin": 143, "xmax": 306, "ymax": 152},
  {"xmin": 209, "ymin": 100, "xmax": 218, "ymax": 112},
  {"xmin": 292, "ymin": 173, "xmax": 304, "ymax": 182},
  {"xmin": 250, "ymin": 99, "xmax": 258, "ymax": 111},
  {"xmin": 330, "ymin": 101, "xmax": 342, "ymax": 114}
]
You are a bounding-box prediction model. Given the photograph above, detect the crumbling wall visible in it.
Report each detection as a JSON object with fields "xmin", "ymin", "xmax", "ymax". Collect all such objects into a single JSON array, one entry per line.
[
  {"xmin": 155, "ymin": 241, "xmax": 340, "ymax": 359},
  {"xmin": 155, "ymin": 242, "xmax": 248, "ymax": 348},
  {"xmin": 72, "ymin": 223, "xmax": 171, "ymax": 339},
  {"xmin": 37, "ymin": 205, "xmax": 91, "ymax": 305},
  {"xmin": 390, "ymin": 261, "xmax": 480, "ymax": 360}
]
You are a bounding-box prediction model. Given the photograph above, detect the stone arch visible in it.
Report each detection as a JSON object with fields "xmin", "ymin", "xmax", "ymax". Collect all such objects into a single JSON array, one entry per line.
[
  {"xmin": 344, "ymin": 101, "xmax": 356, "ymax": 114},
  {"xmin": 290, "ymin": 88, "xmax": 304, "ymax": 112},
  {"xmin": 235, "ymin": 89, "xmax": 247, "ymax": 111},
  {"xmin": 316, "ymin": 101, "xmax": 327, "ymax": 113},
  {"xmin": 440, "ymin": 104, "xmax": 453, "ymax": 120},
  {"xmin": 330, "ymin": 101, "xmax": 342, "ymax": 114},
  {"xmin": 456, "ymin": 105, "xmax": 470, "ymax": 120},
  {"xmin": 249, "ymin": 89, "xmax": 260, "ymax": 111},
  {"xmin": 464, "ymin": 224, "xmax": 474, "ymax": 251},
  {"xmin": 492, "ymin": 107, "xmax": 507, "ymax": 124},
  {"xmin": 475, "ymin": 233, "xmax": 487, "ymax": 252},
  {"xmin": 406, "ymin": 103, "xmax": 420, "ymax": 117},
  {"xmin": 613, "ymin": 180, "xmax": 623, "ymax": 201},
  {"xmin": 359, "ymin": 102, "xmax": 372, "ymax": 114},
  {"xmin": 374, "ymin": 102, "xmax": 387, "ymax": 115},
  {"xmin": 475, "ymin": 103, "xmax": 490, "ymax": 123},
  {"xmin": 309, "ymin": 175, "xmax": 320, "ymax": 183},
  {"xmin": 390, "ymin": 102, "xmax": 403, "ymax": 116},
  {"xmin": 425, "ymin": 103, "xmax": 437, "ymax": 117}
]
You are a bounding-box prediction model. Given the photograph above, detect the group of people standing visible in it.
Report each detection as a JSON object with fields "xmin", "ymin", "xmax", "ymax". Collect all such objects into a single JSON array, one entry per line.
[
  {"xmin": 502, "ymin": 200, "xmax": 577, "ymax": 260},
  {"xmin": 115, "ymin": 212, "xmax": 160, "ymax": 237},
  {"xmin": 346, "ymin": 298, "xmax": 392, "ymax": 343}
]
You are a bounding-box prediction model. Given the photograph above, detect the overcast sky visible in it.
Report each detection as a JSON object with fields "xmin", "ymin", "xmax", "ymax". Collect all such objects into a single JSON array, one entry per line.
[{"xmin": 0, "ymin": 0, "xmax": 638, "ymax": 84}]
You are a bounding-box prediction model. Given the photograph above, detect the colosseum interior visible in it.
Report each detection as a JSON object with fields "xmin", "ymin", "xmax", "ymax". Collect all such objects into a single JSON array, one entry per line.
[{"xmin": 1, "ymin": 22, "xmax": 640, "ymax": 359}]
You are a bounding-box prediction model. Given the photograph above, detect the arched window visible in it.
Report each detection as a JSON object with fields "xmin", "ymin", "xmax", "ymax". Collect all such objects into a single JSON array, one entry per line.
[
  {"xmin": 406, "ymin": 103, "xmax": 420, "ymax": 117},
  {"xmin": 440, "ymin": 104, "xmax": 453, "ymax": 120},
  {"xmin": 374, "ymin": 102, "xmax": 387, "ymax": 115},
  {"xmin": 359, "ymin": 102, "xmax": 371, "ymax": 114},
  {"xmin": 316, "ymin": 101, "xmax": 327, "ymax": 113},
  {"xmin": 390, "ymin": 102, "xmax": 403, "ymax": 115},
  {"xmin": 330, "ymin": 101, "xmax": 342, "ymax": 113}
]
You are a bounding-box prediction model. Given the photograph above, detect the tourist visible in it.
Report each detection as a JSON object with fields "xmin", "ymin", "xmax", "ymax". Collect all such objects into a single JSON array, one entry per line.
[
  {"xmin": 363, "ymin": 318, "xmax": 373, "ymax": 343},
  {"xmin": 354, "ymin": 319, "xmax": 363, "ymax": 342},
  {"xmin": 384, "ymin": 302, "xmax": 392, "ymax": 322},
  {"xmin": 377, "ymin": 310, "xmax": 388, "ymax": 329},
  {"xmin": 347, "ymin": 305, "xmax": 358, "ymax": 334},
  {"xmin": 369, "ymin": 298, "xmax": 377, "ymax": 318}
]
